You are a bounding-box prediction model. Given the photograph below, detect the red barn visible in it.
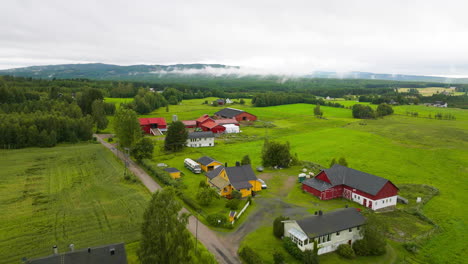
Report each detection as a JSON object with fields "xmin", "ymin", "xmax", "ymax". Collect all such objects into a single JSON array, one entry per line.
[
  {"xmin": 214, "ymin": 108, "xmax": 257, "ymax": 122},
  {"xmin": 302, "ymin": 164, "xmax": 399, "ymax": 210},
  {"xmin": 139, "ymin": 118, "xmax": 167, "ymax": 135},
  {"xmin": 196, "ymin": 114, "xmax": 212, "ymax": 127},
  {"xmin": 200, "ymin": 119, "xmax": 226, "ymax": 133}
]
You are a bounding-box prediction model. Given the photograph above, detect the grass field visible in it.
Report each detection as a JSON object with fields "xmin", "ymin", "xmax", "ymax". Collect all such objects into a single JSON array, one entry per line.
[
  {"xmin": 138, "ymin": 99, "xmax": 467, "ymax": 263},
  {"xmin": 398, "ymin": 87, "xmax": 459, "ymax": 96},
  {"xmin": 0, "ymin": 144, "xmax": 151, "ymax": 264}
]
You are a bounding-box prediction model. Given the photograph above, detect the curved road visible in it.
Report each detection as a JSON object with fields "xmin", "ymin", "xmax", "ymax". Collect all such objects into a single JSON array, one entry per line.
[{"xmin": 94, "ymin": 134, "xmax": 240, "ymax": 264}]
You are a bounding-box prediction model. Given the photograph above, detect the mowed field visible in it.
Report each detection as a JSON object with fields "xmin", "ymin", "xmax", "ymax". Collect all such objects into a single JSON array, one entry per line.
[
  {"xmin": 0, "ymin": 144, "xmax": 151, "ymax": 264},
  {"xmin": 140, "ymin": 98, "xmax": 468, "ymax": 263}
]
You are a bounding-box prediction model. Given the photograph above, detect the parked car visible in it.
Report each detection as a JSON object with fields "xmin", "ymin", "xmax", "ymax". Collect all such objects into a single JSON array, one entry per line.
[{"xmin": 257, "ymin": 179, "xmax": 267, "ymax": 189}]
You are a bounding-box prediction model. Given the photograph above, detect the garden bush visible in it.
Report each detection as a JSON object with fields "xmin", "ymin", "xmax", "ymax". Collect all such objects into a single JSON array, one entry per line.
[
  {"xmin": 352, "ymin": 239, "xmax": 370, "ymax": 256},
  {"xmin": 282, "ymin": 237, "xmax": 303, "ymax": 260},
  {"xmin": 273, "ymin": 216, "xmax": 289, "ymax": 238},
  {"xmin": 206, "ymin": 213, "xmax": 228, "ymax": 227},
  {"xmin": 273, "ymin": 250, "xmax": 285, "ymax": 264},
  {"xmin": 225, "ymin": 199, "xmax": 241, "ymax": 210},
  {"xmin": 337, "ymin": 244, "xmax": 355, "ymax": 259},
  {"xmin": 239, "ymin": 246, "xmax": 263, "ymax": 264}
]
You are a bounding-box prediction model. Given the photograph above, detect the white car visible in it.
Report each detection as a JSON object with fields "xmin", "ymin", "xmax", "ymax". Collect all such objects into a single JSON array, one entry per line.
[{"xmin": 257, "ymin": 179, "xmax": 267, "ymax": 189}]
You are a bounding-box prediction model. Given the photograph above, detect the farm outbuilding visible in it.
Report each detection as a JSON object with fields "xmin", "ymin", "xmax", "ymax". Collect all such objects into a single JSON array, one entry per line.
[
  {"xmin": 223, "ymin": 124, "xmax": 240, "ymax": 133},
  {"xmin": 302, "ymin": 164, "xmax": 399, "ymax": 211},
  {"xmin": 164, "ymin": 167, "xmax": 181, "ymax": 179},
  {"xmin": 214, "ymin": 108, "xmax": 257, "ymax": 122},
  {"xmin": 138, "ymin": 118, "xmax": 167, "ymax": 135}
]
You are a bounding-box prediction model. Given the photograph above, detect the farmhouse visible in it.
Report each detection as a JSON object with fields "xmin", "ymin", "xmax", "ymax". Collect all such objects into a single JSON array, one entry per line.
[
  {"xmin": 283, "ymin": 208, "xmax": 365, "ymax": 255},
  {"xmin": 28, "ymin": 243, "xmax": 127, "ymax": 264},
  {"xmin": 214, "ymin": 108, "xmax": 257, "ymax": 122},
  {"xmin": 138, "ymin": 118, "xmax": 167, "ymax": 135},
  {"xmin": 197, "ymin": 156, "xmax": 222, "ymax": 172},
  {"xmin": 302, "ymin": 164, "xmax": 399, "ymax": 210},
  {"xmin": 164, "ymin": 167, "xmax": 181, "ymax": 179},
  {"xmin": 205, "ymin": 163, "xmax": 261, "ymax": 197},
  {"xmin": 186, "ymin": 131, "xmax": 215, "ymax": 147}
]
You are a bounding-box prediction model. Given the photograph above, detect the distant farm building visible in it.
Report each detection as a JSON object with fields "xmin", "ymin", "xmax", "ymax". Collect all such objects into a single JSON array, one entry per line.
[
  {"xmin": 164, "ymin": 167, "xmax": 181, "ymax": 179},
  {"xmin": 181, "ymin": 120, "xmax": 196, "ymax": 128},
  {"xmin": 28, "ymin": 243, "xmax": 127, "ymax": 264},
  {"xmin": 283, "ymin": 208, "xmax": 365, "ymax": 255},
  {"xmin": 186, "ymin": 131, "xmax": 215, "ymax": 147},
  {"xmin": 302, "ymin": 164, "xmax": 399, "ymax": 211},
  {"xmin": 214, "ymin": 99, "xmax": 225, "ymax": 105},
  {"xmin": 205, "ymin": 163, "xmax": 262, "ymax": 197},
  {"xmin": 138, "ymin": 118, "xmax": 167, "ymax": 135},
  {"xmin": 199, "ymin": 119, "xmax": 226, "ymax": 134},
  {"xmin": 214, "ymin": 108, "xmax": 257, "ymax": 122}
]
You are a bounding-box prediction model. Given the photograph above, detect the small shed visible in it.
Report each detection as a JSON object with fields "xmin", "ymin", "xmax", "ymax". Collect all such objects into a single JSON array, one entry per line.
[
  {"xmin": 223, "ymin": 124, "xmax": 240, "ymax": 133},
  {"xmin": 164, "ymin": 167, "xmax": 181, "ymax": 179},
  {"xmin": 298, "ymin": 173, "xmax": 307, "ymax": 183}
]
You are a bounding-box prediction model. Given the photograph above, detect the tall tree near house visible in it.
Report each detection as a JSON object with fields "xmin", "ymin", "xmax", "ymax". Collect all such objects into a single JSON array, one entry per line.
[
  {"xmin": 113, "ymin": 108, "xmax": 141, "ymax": 148},
  {"xmin": 138, "ymin": 187, "xmax": 193, "ymax": 264},
  {"xmin": 91, "ymin": 100, "xmax": 108, "ymax": 131},
  {"xmin": 164, "ymin": 121, "xmax": 188, "ymax": 152}
]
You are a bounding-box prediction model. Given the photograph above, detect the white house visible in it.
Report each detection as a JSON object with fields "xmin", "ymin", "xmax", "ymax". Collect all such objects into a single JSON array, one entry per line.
[
  {"xmin": 223, "ymin": 124, "xmax": 240, "ymax": 133},
  {"xmin": 283, "ymin": 208, "xmax": 365, "ymax": 255},
  {"xmin": 186, "ymin": 131, "xmax": 215, "ymax": 147}
]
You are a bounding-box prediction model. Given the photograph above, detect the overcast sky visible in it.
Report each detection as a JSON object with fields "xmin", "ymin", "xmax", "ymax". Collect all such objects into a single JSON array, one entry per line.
[{"xmin": 1, "ymin": 0, "xmax": 468, "ymax": 76}]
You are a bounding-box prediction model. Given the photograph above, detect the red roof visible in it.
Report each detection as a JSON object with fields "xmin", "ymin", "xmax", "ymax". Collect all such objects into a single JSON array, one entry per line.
[
  {"xmin": 182, "ymin": 120, "xmax": 196, "ymax": 126},
  {"xmin": 215, "ymin": 118, "xmax": 239, "ymax": 125},
  {"xmin": 138, "ymin": 118, "xmax": 167, "ymax": 126},
  {"xmin": 196, "ymin": 114, "xmax": 212, "ymax": 123},
  {"xmin": 200, "ymin": 120, "xmax": 219, "ymax": 129}
]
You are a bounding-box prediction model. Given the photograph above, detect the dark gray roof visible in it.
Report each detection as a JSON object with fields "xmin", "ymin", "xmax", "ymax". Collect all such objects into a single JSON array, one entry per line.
[
  {"xmin": 302, "ymin": 177, "xmax": 332, "ymax": 191},
  {"xmin": 28, "ymin": 243, "xmax": 127, "ymax": 264},
  {"xmin": 188, "ymin": 131, "xmax": 214, "ymax": 139},
  {"xmin": 225, "ymin": 165, "xmax": 256, "ymax": 190},
  {"xmin": 164, "ymin": 167, "xmax": 180, "ymax": 173},
  {"xmin": 206, "ymin": 165, "xmax": 225, "ymax": 180},
  {"xmin": 296, "ymin": 208, "xmax": 366, "ymax": 238},
  {"xmin": 313, "ymin": 164, "xmax": 394, "ymax": 196},
  {"xmin": 197, "ymin": 156, "xmax": 218, "ymax": 166},
  {"xmin": 214, "ymin": 108, "xmax": 244, "ymax": 118}
]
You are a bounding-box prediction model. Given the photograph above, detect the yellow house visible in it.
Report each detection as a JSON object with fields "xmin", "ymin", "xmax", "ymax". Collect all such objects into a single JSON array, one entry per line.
[
  {"xmin": 164, "ymin": 167, "xmax": 181, "ymax": 179},
  {"xmin": 205, "ymin": 163, "xmax": 261, "ymax": 198},
  {"xmin": 197, "ymin": 156, "xmax": 223, "ymax": 172}
]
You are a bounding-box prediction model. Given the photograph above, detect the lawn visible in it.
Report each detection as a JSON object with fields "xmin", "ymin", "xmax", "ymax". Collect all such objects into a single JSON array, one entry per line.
[
  {"xmin": 0, "ymin": 143, "xmax": 151, "ymax": 264},
  {"xmin": 137, "ymin": 100, "xmax": 467, "ymax": 263}
]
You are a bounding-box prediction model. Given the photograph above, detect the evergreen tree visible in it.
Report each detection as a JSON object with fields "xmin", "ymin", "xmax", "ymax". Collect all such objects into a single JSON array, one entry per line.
[
  {"xmin": 114, "ymin": 108, "xmax": 141, "ymax": 148},
  {"xmin": 164, "ymin": 121, "xmax": 188, "ymax": 152},
  {"xmin": 241, "ymin": 155, "xmax": 251, "ymax": 165},
  {"xmin": 138, "ymin": 187, "xmax": 193, "ymax": 264},
  {"xmin": 91, "ymin": 100, "xmax": 109, "ymax": 131},
  {"xmin": 273, "ymin": 216, "xmax": 289, "ymax": 238}
]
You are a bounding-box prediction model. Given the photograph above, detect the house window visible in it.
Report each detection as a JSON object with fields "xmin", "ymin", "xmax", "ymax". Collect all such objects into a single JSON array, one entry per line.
[
  {"xmin": 357, "ymin": 226, "xmax": 360, "ymax": 230},
  {"xmin": 349, "ymin": 228, "xmax": 352, "ymax": 232},
  {"xmin": 336, "ymin": 232, "xmax": 340, "ymax": 236},
  {"xmin": 327, "ymin": 234, "xmax": 331, "ymax": 241}
]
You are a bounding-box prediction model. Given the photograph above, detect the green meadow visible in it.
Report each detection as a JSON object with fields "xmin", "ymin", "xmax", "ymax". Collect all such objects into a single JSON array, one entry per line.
[
  {"xmin": 0, "ymin": 144, "xmax": 151, "ymax": 264},
  {"xmin": 139, "ymin": 99, "xmax": 467, "ymax": 263}
]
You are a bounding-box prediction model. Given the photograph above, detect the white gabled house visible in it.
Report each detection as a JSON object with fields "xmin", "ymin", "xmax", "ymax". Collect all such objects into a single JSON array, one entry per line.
[
  {"xmin": 283, "ymin": 208, "xmax": 365, "ymax": 255},
  {"xmin": 186, "ymin": 131, "xmax": 215, "ymax": 147}
]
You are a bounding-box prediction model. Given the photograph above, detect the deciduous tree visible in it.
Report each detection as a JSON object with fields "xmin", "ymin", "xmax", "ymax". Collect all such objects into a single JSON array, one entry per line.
[
  {"xmin": 131, "ymin": 137, "xmax": 154, "ymax": 161},
  {"xmin": 113, "ymin": 108, "xmax": 141, "ymax": 148},
  {"xmin": 91, "ymin": 100, "xmax": 108, "ymax": 131},
  {"xmin": 164, "ymin": 121, "xmax": 188, "ymax": 152}
]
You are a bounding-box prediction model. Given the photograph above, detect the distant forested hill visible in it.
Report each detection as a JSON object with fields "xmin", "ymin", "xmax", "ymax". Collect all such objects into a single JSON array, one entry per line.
[{"xmin": 1, "ymin": 63, "xmax": 468, "ymax": 84}]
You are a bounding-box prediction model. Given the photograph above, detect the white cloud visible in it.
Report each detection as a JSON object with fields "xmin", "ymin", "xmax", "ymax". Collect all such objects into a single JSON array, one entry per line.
[{"xmin": 1, "ymin": 0, "xmax": 468, "ymax": 75}]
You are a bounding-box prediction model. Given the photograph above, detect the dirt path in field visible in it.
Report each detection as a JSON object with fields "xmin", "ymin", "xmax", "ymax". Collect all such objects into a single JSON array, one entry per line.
[{"xmin": 95, "ymin": 134, "xmax": 240, "ymax": 264}]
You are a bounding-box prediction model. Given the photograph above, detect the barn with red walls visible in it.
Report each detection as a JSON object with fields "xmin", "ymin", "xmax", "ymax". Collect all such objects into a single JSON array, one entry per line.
[{"xmin": 139, "ymin": 118, "xmax": 167, "ymax": 135}]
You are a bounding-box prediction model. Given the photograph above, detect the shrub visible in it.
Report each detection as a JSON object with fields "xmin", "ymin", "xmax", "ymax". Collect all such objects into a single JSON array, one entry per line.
[
  {"xmin": 273, "ymin": 250, "xmax": 285, "ymax": 264},
  {"xmin": 225, "ymin": 199, "xmax": 241, "ymax": 210},
  {"xmin": 231, "ymin": 189, "xmax": 242, "ymax": 199},
  {"xmin": 273, "ymin": 216, "xmax": 289, "ymax": 238},
  {"xmin": 352, "ymin": 239, "xmax": 369, "ymax": 256},
  {"xmin": 337, "ymin": 244, "xmax": 356, "ymax": 259},
  {"xmin": 239, "ymin": 246, "xmax": 263, "ymax": 264},
  {"xmin": 282, "ymin": 237, "xmax": 303, "ymax": 260},
  {"xmin": 403, "ymin": 242, "xmax": 419, "ymax": 254},
  {"xmin": 178, "ymin": 193, "xmax": 201, "ymax": 212},
  {"xmin": 206, "ymin": 213, "xmax": 228, "ymax": 227},
  {"xmin": 108, "ymin": 137, "xmax": 113, "ymax": 142},
  {"xmin": 140, "ymin": 159, "xmax": 183, "ymax": 188}
]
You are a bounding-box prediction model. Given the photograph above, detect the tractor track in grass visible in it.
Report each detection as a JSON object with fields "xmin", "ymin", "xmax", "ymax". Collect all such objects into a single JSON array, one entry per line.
[{"xmin": 95, "ymin": 134, "xmax": 240, "ymax": 264}]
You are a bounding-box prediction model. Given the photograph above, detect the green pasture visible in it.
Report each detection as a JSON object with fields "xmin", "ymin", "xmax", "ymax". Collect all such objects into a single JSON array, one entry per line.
[
  {"xmin": 140, "ymin": 100, "xmax": 467, "ymax": 263},
  {"xmin": 0, "ymin": 144, "xmax": 151, "ymax": 264}
]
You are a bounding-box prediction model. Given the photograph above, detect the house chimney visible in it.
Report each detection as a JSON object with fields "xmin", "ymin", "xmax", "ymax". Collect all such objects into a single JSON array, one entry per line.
[
  {"xmin": 69, "ymin": 244, "xmax": 75, "ymax": 252},
  {"xmin": 53, "ymin": 245, "xmax": 58, "ymax": 255},
  {"xmin": 236, "ymin": 161, "xmax": 240, "ymax": 166},
  {"xmin": 318, "ymin": 210, "xmax": 323, "ymax": 216},
  {"xmin": 314, "ymin": 211, "xmax": 318, "ymax": 215},
  {"xmin": 172, "ymin": 115, "xmax": 178, "ymax": 122},
  {"xmin": 110, "ymin": 248, "xmax": 115, "ymax": 256},
  {"xmin": 225, "ymin": 162, "xmax": 228, "ymax": 167},
  {"xmin": 87, "ymin": 248, "xmax": 91, "ymax": 253}
]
